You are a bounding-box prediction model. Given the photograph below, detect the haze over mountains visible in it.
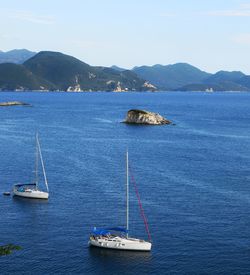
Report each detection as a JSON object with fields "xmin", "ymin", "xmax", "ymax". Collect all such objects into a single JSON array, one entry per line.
[
  {"xmin": 0, "ymin": 50, "xmax": 155, "ymax": 92},
  {"xmin": 0, "ymin": 49, "xmax": 36, "ymax": 64},
  {"xmin": 0, "ymin": 49, "xmax": 249, "ymax": 92},
  {"xmin": 131, "ymin": 64, "xmax": 250, "ymax": 91},
  {"xmin": 133, "ymin": 63, "xmax": 211, "ymax": 90}
]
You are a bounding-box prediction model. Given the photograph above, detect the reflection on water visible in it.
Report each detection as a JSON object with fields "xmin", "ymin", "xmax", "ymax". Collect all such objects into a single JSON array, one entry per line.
[
  {"xmin": 89, "ymin": 245, "xmax": 152, "ymax": 263},
  {"xmin": 86, "ymin": 246, "xmax": 154, "ymax": 274},
  {"xmin": 12, "ymin": 195, "xmax": 49, "ymax": 205}
]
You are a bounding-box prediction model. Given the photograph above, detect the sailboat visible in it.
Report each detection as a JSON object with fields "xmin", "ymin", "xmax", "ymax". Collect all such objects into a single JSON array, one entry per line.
[
  {"xmin": 13, "ymin": 134, "xmax": 49, "ymax": 200},
  {"xmin": 89, "ymin": 151, "xmax": 152, "ymax": 251}
]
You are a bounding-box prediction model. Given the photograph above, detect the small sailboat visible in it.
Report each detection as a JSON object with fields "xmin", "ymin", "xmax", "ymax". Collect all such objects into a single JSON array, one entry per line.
[
  {"xmin": 13, "ymin": 134, "xmax": 49, "ymax": 200},
  {"xmin": 89, "ymin": 151, "xmax": 152, "ymax": 251}
]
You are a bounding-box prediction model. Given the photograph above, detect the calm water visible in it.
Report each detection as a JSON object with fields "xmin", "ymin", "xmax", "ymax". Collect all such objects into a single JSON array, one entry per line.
[{"xmin": 1, "ymin": 91, "xmax": 250, "ymax": 274}]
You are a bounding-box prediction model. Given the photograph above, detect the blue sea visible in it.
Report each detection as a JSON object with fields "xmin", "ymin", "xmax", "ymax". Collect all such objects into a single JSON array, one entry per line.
[{"xmin": 1, "ymin": 91, "xmax": 250, "ymax": 274}]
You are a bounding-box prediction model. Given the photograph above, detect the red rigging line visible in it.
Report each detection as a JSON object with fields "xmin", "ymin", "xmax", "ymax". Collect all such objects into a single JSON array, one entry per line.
[{"xmin": 129, "ymin": 165, "xmax": 152, "ymax": 242}]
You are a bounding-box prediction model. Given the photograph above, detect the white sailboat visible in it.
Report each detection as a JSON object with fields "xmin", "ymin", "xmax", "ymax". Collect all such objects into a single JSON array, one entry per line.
[
  {"xmin": 13, "ymin": 134, "xmax": 49, "ymax": 200},
  {"xmin": 89, "ymin": 151, "xmax": 152, "ymax": 251}
]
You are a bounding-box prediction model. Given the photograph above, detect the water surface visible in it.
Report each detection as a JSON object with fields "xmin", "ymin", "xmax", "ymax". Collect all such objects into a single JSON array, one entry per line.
[{"xmin": 1, "ymin": 91, "xmax": 250, "ymax": 274}]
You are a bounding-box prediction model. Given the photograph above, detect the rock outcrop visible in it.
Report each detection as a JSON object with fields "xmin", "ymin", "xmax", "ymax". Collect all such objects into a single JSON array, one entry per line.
[
  {"xmin": 124, "ymin": 109, "xmax": 171, "ymax": 125},
  {"xmin": 0, "ymin": 101, "xmax": 31, "ymax": 107}
]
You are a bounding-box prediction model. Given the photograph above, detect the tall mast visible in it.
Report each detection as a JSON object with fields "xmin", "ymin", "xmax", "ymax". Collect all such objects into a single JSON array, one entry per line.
[
  {"xmin": 35, "ymin": 133, "xmax": 39, "ymax": 189},
  {"xmin": 126, "ymin": 150, "xmax": 129, "ymax": 238},
  {"xmin": 37, "ymin": 135, "xmax": 49, "ymax": 192}
]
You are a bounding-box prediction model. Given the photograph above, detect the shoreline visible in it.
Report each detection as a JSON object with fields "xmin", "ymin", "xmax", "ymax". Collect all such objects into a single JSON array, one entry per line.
[{"xmin": 0, "ymin": 90, "xmax": 249, "ymax": 94}]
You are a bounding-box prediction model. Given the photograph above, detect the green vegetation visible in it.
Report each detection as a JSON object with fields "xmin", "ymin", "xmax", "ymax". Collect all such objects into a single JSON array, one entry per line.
[
  {"xmin": 0, "ymin": 49, "xmax": 36, "ymax": 64},
  {"xmin": 133, "ymin": 64, "xmax": 250, "ymax": 91},
  {"xmin": 0, "ymin": 50, "xmax": 250, "ymax": 91},
  {"xmin": 238, "ymin": 76, "xmax": 250, "ymax": 89},
  {"xmin": 0, "ymin": 63, "xmax": 55, "ymax": 90},
  {"xmin": 0, "ymin": 244, "xmax": 21, "ymax": 256},
  {"xmin": 133, "ymin": 63, "xmax": 211, "ymax": 90},
  {"xmin": 0, "ymin": 51, "xmax": 154, "ymax": 91}
]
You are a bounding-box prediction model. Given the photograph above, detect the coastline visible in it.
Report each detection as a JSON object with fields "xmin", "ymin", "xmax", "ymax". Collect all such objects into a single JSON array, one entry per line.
[{"xmin": 0, "ymin": 89, "xmax": 249, "ymax": 93}]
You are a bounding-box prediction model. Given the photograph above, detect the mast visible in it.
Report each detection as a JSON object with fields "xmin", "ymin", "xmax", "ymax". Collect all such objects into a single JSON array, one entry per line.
[
  {"xmin": 37, "ymin": 135, "xmax": 49, "ymax": 192},
  {"xmin": 126, "ymin": 150, "xmax": 129, "ymax": 238},
  {"xmin": 35, "ymin": 133, "xmax": 39, "ymax": 189}
]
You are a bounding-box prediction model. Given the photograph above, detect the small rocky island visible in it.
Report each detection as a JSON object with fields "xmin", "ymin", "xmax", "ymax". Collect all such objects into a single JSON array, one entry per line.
[
  {"xmin": 0, "ymin": 101, "xmax": 31, "ymax": 107},
  {"xmin": 124, "ymin": 109, "xmax": 172, "ymax": 125}
]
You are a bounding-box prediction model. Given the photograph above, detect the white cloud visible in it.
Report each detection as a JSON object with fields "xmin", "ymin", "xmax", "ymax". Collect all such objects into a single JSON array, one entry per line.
[
  {"xmin": 208, "ymin": 3, "xmax": 250, "ymax": 17},
  {"xmin": 0, "ymin": 33, "xmax": 21, "ymax": 39},
  {"xmin": 208, "ymin": 10, "xmax": 250, "ymax": 17},
  {"xmin": 240, "ymin": 3, "xmax": 250, "ymax": 9},
  {"xmin": 232, "ymin": 33, "xmax": 250, "ymax": 45},
  {"xmin": 10, "ymin": 10, "xmax": 55, "ymax": 25}
]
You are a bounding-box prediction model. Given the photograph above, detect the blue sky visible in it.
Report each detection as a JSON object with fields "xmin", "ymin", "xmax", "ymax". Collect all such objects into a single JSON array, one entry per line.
[{"xmin": 0, "ymin": 0, "xmax": 250, "ymax": 73}]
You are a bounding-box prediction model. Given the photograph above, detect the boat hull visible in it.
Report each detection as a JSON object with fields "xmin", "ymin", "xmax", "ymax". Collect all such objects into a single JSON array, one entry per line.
[
  {"xmin": 13, "ymin": 189, "xmax": 49, "ymax": 199},
  {"xmin": 89, "ymin": 237, "xmax": 151, "ymax": 251}
]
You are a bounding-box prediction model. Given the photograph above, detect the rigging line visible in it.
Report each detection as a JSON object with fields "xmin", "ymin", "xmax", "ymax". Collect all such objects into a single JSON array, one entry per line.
[
  {"xmin": 129, "ymin": 164, "xmax": 152, "ymax": 242},
  {"xmin": 37, "ymin": 136, "xmax": 49, "ymax": 192}
]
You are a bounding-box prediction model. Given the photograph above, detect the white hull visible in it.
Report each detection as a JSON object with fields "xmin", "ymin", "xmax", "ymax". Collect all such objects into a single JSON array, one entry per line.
[
  {"xmin": 13, "ymin": 189, "xmax": 49, "ymax": 199},
  {"xmin": 89, "ymin": 236, "xmax": 151, "ymax": 251},
  {"xmin": 89, "ymin": 152, "xmax": 152, "ymax": 252},
  {"xmin": 13, "ymin": 134, "xmax": 49, "ymax": 200}
]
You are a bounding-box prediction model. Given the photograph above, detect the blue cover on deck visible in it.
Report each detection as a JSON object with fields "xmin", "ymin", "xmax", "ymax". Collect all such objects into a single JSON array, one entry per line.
[
  {"xmin": 107, "ymin": 227, "xmax": 128, "ymax": 232},
  {"xmin": 14, "ymin": 183, "xmax": 36, "ymax": 187},
  {"xmin": 91, "ymin": 227, "xmax": 128, "ymax": 235}
]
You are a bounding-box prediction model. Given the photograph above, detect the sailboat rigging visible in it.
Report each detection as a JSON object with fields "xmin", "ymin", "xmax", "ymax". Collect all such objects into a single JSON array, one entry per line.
[
  {"xmin": 13, "ymin": 133, "xmax": 49, "ymax": 200},
  {"xmin": 88, "ymin": 151, "xmax": 152, "ymax": 251}
]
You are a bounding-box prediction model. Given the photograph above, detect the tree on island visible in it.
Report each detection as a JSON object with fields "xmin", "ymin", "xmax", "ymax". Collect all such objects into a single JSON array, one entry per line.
[{"xmin": 0, "ymin": 244, "xmax": 21, "ymax": 256}]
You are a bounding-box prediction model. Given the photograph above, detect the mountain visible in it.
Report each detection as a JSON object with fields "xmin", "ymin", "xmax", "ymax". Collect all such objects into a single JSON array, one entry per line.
[
  {"xmin": 133, "ymin": 63, "xmax": 211, "ymax": 90},
  {"xmin": 0, "ymin": 49, "xmax": 249, "ymax": 92},
  {"xmin": 24, "ymin": 51, "xmax": 154, "ymax": 91},
  {"xmin": 204, "ymin": 71, "xmax": 245, "ymax": 84},
  {"xmin": 24, "ymin": 51, "xmax": 91, "ymax": 90},
  {"xmin": 0, "ymin": 51, "xmax": 155, "ymax": 91},
  {"xmin": 0, "ymin": 63, "xmax": 55, "ymax": 90},
  {"xmin": 237, "ymin": 76, "xmax": 250, "ymax": 89},
  {"xmin": 133, "ymin": 63, "xmax": 250, "ymax": 91},
  {"xmin": 200, "ymin": 71, "xmax": 248, "ymax": 91},
  {"xmin": 110, "ymin": 65, "xmax": 127, "ymax": 72},
  {"xmin": 0, "ymin": 49, "xmax": 36, "ymax": 64},
  {"xmin": 178, "ymin": 70, "xmax": 249, "ymax": 91}
]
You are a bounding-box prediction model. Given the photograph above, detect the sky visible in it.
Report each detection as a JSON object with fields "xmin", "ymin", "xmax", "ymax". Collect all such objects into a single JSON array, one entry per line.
[{"xmin": 0, "ymin": 0, "xmax": 250, "ymax": 74}]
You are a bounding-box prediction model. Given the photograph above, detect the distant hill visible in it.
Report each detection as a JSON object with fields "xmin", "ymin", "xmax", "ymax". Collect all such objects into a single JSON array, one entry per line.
[
  {"xmin": 0, "ymin": 49, "xmax": 249, "ymax": 92},
  {"xmin": 133, "ymin": 63, "xmax": 250, "ymax": 91},
  {"xmin": 133, "ymin": 63, "xmax": 211, "ymax": 90},
  {"xmin": 0, "ymin": 63, "xmax": 55, "ymax": 90},
  {"xmin": 237, "ymin": 76, "xmax": 250, "ymax": 89},
  {"xmin": 110, "ymin": 65, "xmax": 127, "ymax": 72},
  {"xmin": 0, "ymin": 49, "xmax": 36, "ymax": 64},
  {"xmin": 178, "ymin": 70, "xmax": 249, "ymax": 91},
  {"xmin": 0, "ymin": 51, "xmax": 155, "ymax": 91},
  {"xmin": 24, "ymin": 51, "xmax": 91, "ymax": 90},
  {"xmin": 192, "ymin": 71, "xmax": 247, "ymax": 91},
  {"xmin": 204, "ymin": 71, "xmax": 245, "ymax": 84}
]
